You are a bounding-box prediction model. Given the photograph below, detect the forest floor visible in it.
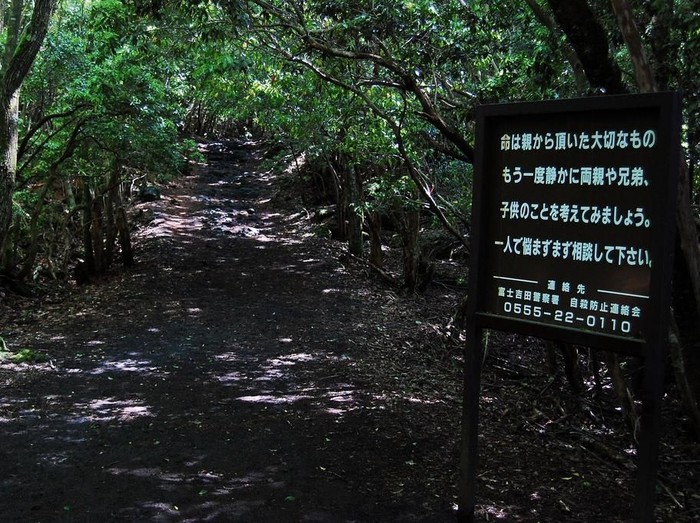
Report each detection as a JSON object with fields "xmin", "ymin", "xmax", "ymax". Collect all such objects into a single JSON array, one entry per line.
[{"xmin": 1, "ymin": 140, "xmax": 698, "ymax": 522}]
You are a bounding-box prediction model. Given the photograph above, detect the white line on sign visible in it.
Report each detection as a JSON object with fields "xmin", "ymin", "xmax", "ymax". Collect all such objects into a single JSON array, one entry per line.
[
  {"xmin": 598, "ymin": 289, "xmax": 650, "ymax": 299},
  {"xmin": 494, "ymin": 275, "xmax": 539, "ymax": 284}
]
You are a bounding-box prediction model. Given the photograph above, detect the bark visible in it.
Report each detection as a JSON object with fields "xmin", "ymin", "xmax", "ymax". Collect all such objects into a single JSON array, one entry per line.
[
  {"xmin": 104, "ymin": 165, "xmax": 122, "ymax": 270},
  {"xmin": 0, "ymin": 90, "xmax": 19, "ymax": 265},
  {"xmin": 546, "ymin": 0, "xmax": 627, "ymax": 94},
  {"xmin": 560, "ymin": 344, "xmax": 585, "ymax": 395},
  {"xmin": 104, "ymin": 186, "xmax": 116, "ymax": 269}
]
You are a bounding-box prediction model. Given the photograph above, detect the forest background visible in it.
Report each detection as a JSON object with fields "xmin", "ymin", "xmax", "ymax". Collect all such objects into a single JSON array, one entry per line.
[{"xmin": 0, "ymin": 0, "xmax": 699, "ymax": 502}]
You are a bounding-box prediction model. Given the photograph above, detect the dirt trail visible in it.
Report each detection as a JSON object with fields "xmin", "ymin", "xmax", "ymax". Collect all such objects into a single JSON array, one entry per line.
[{"xmin": 0, "ymin": 141, "xmax": 456, "ymax": 522}]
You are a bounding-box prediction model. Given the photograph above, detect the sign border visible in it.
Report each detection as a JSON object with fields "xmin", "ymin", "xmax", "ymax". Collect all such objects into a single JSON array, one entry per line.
[
  {"xmin": 467, "ymin": 92, "xmax": 681, "ymax": 356},
  {"xmin": 458, "ymin": 92, "xmax": 682, "ymax": 523}
]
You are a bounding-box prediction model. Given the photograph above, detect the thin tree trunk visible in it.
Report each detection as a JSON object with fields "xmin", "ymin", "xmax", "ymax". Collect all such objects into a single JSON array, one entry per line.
[
  {"xmin": 607, "ymin": 352, "xmax": 640, "ymax": 437},
  {"xmin": 104, "ymin": 166, "xmax": 121, "ymax": 270},
  {"xmin": 401, "ymin": 203, "xmax": 421, "ymax": 291},
  {"xmin": 18, "ymin": 172, "xmax": 57, "ymax": 279},
  {"xmin": 81, "ymin": 180, "xmax": 95, "ymax": 275},
  {"xmin": 367, "ymin": 212, "xmax": 383, "ymax": 268},
  {"xmin": 560, "ymin": 343, "xmax": 585, "ymax": 395},
  {"xmin": 117, "ymin": 205, "xmax": 134, "ymax": 267},
  {"xmin": 90, "ymin": 194, "xmax": 104, "ymax": 274},
  {"xmin": 346, "ymin": 165, "xmax": 363, "ymax": 257}
]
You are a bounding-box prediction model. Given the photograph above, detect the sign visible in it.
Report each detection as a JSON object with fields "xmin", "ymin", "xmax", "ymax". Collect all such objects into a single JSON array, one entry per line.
[
  {"xmin": 469, "ymin": 93, "xmax": 681, "ymax": 355},
  {"xmin": 459, "ymin": 93, "xmax": 682, "ymax": 523}
]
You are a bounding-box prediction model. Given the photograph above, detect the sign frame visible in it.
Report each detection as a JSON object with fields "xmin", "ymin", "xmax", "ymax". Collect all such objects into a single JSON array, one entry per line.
[
  {"xmin": 458, "ymin": 92, "xmax": 682, "ymax": 523},
  {"xmin": 469, "ymin": 92, "xmax": 681, "ymax": 356}
]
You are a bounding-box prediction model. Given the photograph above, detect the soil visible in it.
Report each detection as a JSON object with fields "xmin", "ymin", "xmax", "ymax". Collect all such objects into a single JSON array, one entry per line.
[{"xmin": 1, "ymin": 140, "xmax": 698, "ymax": 522}]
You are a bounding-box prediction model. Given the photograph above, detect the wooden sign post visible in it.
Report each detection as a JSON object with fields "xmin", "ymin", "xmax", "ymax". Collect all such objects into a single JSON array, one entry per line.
[{"xmin": 458, "ymin": 93, "xmax": 682, "ymax": 523}]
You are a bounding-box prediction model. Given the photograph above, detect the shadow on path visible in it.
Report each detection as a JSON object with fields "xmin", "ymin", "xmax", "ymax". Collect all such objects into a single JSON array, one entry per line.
[{"xmin": 1, "ymin": 141, "xmax": 451, "ymax": 522}]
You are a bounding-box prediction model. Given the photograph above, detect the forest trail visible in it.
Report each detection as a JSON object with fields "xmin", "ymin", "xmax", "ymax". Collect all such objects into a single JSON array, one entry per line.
[
  {"xmin": 3, "ymin": 142, "xmax": 699, "ymax": 522},
  {"xmin": 0, "ymin": 141, "xmax": 458, "ymax": 522}
]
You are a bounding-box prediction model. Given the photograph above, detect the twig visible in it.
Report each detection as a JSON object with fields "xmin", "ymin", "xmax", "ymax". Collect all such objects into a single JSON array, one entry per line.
[
  {"xmin": 346, "ymin": 252, "xmax": 398, "ymax": 286},
  {"xmin": 658, "ymin": 480, "xmax": 685, "ymax": 510}
]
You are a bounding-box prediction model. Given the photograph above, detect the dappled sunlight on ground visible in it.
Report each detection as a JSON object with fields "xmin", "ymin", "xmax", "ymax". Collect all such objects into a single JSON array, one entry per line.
[
  {"xmin": 90, "ymin": 356, "xmax": 166, "ymax": 376},
  {"xmin": 0, "ymin": 140, "xmax": 464, "ymax": 522},
  {"xmin": 73, "ymin": 397, "xmax": 155, "ymax": 423}
]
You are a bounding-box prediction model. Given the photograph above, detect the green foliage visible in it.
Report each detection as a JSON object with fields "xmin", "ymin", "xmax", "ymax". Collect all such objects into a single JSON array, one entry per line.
[
  {"xmin": 7, "ymin": 0, "xmax": 699, "ymax": 280},
  {"xmin": 11, "ymin": 0, "xmax": 212, "ymax": 277}
]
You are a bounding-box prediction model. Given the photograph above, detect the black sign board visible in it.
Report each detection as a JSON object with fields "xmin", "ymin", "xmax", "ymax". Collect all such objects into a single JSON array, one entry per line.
[
  {"xmin": 470, "ymin": 93, "xmax": 681, "ymax": 355},
  {"xmin": 459, "ymin": 93, "xmax": 682, "ymax": 523}
]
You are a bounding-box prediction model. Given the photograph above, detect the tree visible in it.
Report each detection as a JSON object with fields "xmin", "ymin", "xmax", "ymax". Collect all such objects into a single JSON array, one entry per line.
[
  {"xmin": 0, "ymin": 0, "xmax": 57, "ymax": 268},
  {"xmin": 8, "ymin": 0, "xmax": 201, "ymax": 280},
  {"xmin": 236, "ymin": 1, "xmax": 526, "ymax": 284}
]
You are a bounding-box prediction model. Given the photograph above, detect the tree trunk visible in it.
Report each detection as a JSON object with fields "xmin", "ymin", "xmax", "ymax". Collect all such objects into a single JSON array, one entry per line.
[
  {"xmin": 0, "ymin": 89, "xmax": 20, "ymax": 268},
  {"xmin": 117, "ymin": 205, "xmax": 134, "ymax": 267},
  {"xmin": 104, "ymin": 188, "xmax": 116, "ymax": 269},
  {"xmin": 607, "ymin": 353, "xmax": 640, "ymax": 437},
  {"xmin": 546, "ymin": 0, "xmax": 627, "ymax": 94},
  {"xmin": 104, "ymin": 166, "xmax": 121, "ymax": 270},
  {"xmin": 90, "ymin": 193, "xmax": 105, "ymax": 274},
  {"xmin": 400, "ymin": 203, "xmax": 421, "ymax": 291},
  {"xmin": 345, "ymin": 165, "xmax": 363, "ymax": 257},
  {"xmin": 524, "ymin": 0, "xmax": 588, "ymax": 93},
  {"xmin": 81, "ymin": 180, "xmax": 95, "ymax": 275},
  {"xmin": 560, "ymin": 343, "xmax": 585, "ymax": 395},
  {"xmin": 329, "ymin": 159, "xmax": 348, "ymax": 242},
  {"xmin": 109, "ymin": 163, "xmax": 134, "ymax": 268},
  {"xmin": 367, "ymin": 212, "xmax": 383, "ymax": 268},
  {"xmin": 610, "ymin": 0, "xmax": 656, "ymax": 93},
  {"xmin": 0, "ymin": 0, "xmax": 58, "ymax": 257},
  {"xmin": 18, "ymin": 172, "xmax": 56, "ymax": 279}
]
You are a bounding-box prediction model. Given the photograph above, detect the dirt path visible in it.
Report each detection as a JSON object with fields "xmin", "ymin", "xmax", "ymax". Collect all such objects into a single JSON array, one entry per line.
[
  {"xmin": 5, "ymin": 141, "xmax": 698, "ymax": 523},
  {"xmin": 0, "ymin": 141, "xmax": 458, "ymax": 522}
]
